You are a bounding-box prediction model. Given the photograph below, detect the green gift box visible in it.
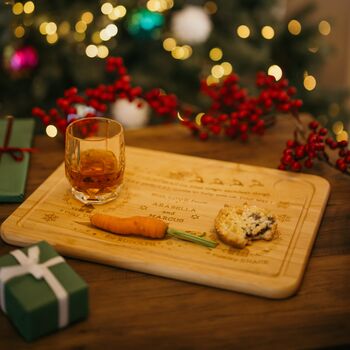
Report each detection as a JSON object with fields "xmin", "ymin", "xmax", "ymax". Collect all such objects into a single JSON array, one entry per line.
[
  {"xmin": 0, "ymin": 118, "xmax": 35, "ymax": 203},
  {"xmin": 0, "ymin": 241, "xmax": 89, "ymax": 341}
]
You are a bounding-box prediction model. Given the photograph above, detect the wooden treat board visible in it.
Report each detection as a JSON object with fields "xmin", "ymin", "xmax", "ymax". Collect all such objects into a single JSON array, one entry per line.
[{"xmin": 1, "ymin": 147, "xmax": 330, "ymax": 298}]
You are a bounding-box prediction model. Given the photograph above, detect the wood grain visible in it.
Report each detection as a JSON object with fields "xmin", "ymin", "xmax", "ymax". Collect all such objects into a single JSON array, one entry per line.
[{"xmin": 0, "ymin": 116, "xmax": 349, "ymax": 349}]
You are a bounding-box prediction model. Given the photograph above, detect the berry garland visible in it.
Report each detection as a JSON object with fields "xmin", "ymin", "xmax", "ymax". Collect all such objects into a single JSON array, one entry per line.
[
  {"xmin": 32, "ymin": 56, "xmax": 349, "ymax": 176},
  {"xmin": 32, "ymin": 57, "xmax": 178, "ymax": 136}
]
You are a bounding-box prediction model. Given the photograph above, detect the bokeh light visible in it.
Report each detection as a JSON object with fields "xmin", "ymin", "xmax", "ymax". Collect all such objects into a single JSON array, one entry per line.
[
  {"xmin": 304, "ymin": 75, "xmax": 316, "ymax": 91},
  {"xmin": 288, "ymin": 20, "xmax": 301, "ymax": 35},
  {"xmin": 209, "ymin": 47, "xmax": 223, "ymax": 61},
  {"xmin": 268, "ymin": 64, "xmax": 282, "ymax": 81},
  {"xmin": 261, "ymin": 26, "xmax": 275, "ymax": 39},
  {"xmin": 86, "ymin": 44, "xmax": 98, "ymax": 58},
  {"xmin": 221, "ymin": 62, "xmax": 233, "ymax": 75},
  {"xmin": 319, "ymin": 20, "xmax": 331, "ymax": 36},
  {"xmin": 237, "ymin": 25, "xmax": 250, "ymax": 38},
  {"xmin": 23, "ymin": 1, "xmax": 35, "ymax": 14},
  {"xmin": 14, "ymin": 26, "xmax": 25, "ymax": 38},
  {"xmin": 163, "ymin": 38, "xmax": 176, "ymax": 51},
  {"xmin": 211, "ymin": 65, "xmax": 225, "ymax": 79},
  {"xmin": 46, "ymin": 125, "xmax": 58, "ymax": 138}
]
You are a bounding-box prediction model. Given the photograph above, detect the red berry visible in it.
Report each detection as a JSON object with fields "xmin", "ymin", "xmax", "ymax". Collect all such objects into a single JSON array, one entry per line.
[
  {"xmin": 295, "ymin": 146, "xmax": 306, "ymax": 159},
  {"xmin": 338, "ymin": 140, "xmax": 348, "ymax": 148},
  {"xmin": 239, "ymin": 123, "xmax": 248, "ymax": 133},
  {"xmin": 210, "ymin": 125, "xmax": 221, "ymax": 135},
  {"xmin": 315, "ymin": 143, "xmax": 325, "ymax": 151},
  {"xmin": 318, "ymin": 128, "xmax": 328, "ymax": 136},
  {"xmin": 330, "ymin": 141, "xmax": 338, "ymax": 150},
  {"xmin": 308, "ymin": 121, "xmax": 319, "ymax": 130},
  {"xmin": 286, "ymin": 140, "xmax": 296, "ymax": 148},
  {"xmin": 336, "ymin": 159, "xmax": 347, "ymax": 172},
  {"xmin": 287, "ymin": 87, "xmax": 297, "ymax": 96},
  {"xmin": 199, "ymin": 132, "xmax": 209, "ymax": 141},
  {"xmin": 304, "ymin": 159, "xmax": 313, "ymax": 168},
  {"xmin": 282, "ymin": 154, "xmax": 293, "ymax": 165},
  {"xmin": 339, "ymin": 149, "xmax": 347, "ymax": 157},
  {"xmin": 292, "ymin": 99, "xmax": 303, "ymax": 108},
  {"xmin": 240, "ymin": 133, "xmax": 248, "ymax": 142},
  {"xmin": 278, "ymin": 164, "xmax": 287, "ymax": 170},
  {"xmin": 291, "ymin": 161, "xmax": 302, "ymax": 171}
]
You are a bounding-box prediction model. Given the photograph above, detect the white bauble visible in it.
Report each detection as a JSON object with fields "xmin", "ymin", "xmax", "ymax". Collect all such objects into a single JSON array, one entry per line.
[
  {"xmin": 67, "ymin": 104, "xmax": 96, "ymax": 122},
  {"xmin": 111, "ymin": 98, "xmax": 150, "ymax": 129},
  {"xmin": 171, "ymin": 5, "xmax": 212, "ymax": 44}
]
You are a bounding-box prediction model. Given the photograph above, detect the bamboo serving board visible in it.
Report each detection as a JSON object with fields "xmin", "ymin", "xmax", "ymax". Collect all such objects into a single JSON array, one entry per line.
[{"xmin": 1, "ymin": 146, "xmax": 330, "ymax": 298}]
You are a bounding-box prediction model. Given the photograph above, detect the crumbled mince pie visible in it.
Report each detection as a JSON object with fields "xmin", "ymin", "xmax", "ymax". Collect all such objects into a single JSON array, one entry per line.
[{"xmin": 215, "ymin": 205, "xmax": 277, "ymax": 248}]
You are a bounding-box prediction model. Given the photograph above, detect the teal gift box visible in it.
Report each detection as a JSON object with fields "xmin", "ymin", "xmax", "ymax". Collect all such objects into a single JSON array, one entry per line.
[{"xmin": 0, "ymin": 241, "xmax": 89, "ymax": 341}]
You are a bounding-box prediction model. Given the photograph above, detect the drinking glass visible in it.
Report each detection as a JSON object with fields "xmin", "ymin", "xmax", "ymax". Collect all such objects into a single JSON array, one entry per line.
[{"xmin": 65, "ymin": 117, "xmax": 125, "ymax": 204}]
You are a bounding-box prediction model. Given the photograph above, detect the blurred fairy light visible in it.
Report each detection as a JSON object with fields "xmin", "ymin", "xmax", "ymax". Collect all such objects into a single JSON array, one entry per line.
[
  {"xmin": 237, "ymin": 25, "xmax": 250, "ymax": 39},
  {"xmin": 171, "ymin": 45, "xmax": 192, "ymax": 60},
  {"xmin": 101, "ymin": 2, "xmax": 113, "ymax": 15},
  {"xmin": 221, "ymin": 62, "xmax": 233, "ymax": 75},
  {"xmin": 261, "ymin": 26, "xmax": 275, "ymax": 39},
  {"xmin": 268, "ymin": 64, "xmax": 282, "ymax": 81},
  {"xmin": 211, "ymin": 65, "xmax": 225, "ymax": 79},
  {"xmin": 81, "ymin": 11, "xmax": 94, "ymax": 24},
  {"xmin": 163, "ymin": 38, "xmax": 176, "ymax": 51},
  {"xmin": 308, "ymin": 47, "xmax": 319, "ymax": 53},
  {"xmin": 206, "ymin": 75, "xmax": 219, "ymax": 85},
  {"xmin": 92, "ymin": 32, "xmax": 102, "ymax": 44},
  {"xmin": 177, "ymin": 112, "xmax": 184, "ymax": 122},
  {"xmin": 288, "ymin": 20, "xmax": 301, "ymax": 35},
  {"xmin": 337, "ymin": 130, "xmax": 349, "ymax": 142},
  {"xmin": 39, "ymin": 22, "xmax": 48, "ymax": 35},
  {"xmin": 75, "ymin": 21, "xmax": 87, "ymax": 33},
  {"xmin": 147, "ymin": 0, "xmax": 174, "ymax": 12},
  {"xmin": 46, "ymin": 33, "xmax": 58, "ymax": 44},
  {"xmin": 333, "ymin": 121, "xmax": 349, "ymax": 142},
  {"xmin": 304, "ymin": 75, "xmax": 316, "ymax": 91},
  {"xmin": 319, "ymin": 20, "xmax": 331, "ymax": 36},
  {"xmin": 86, "ymin": 44, "xmax": 98, "ymax": 58},
  {"xmin": 106, "ymin": 24, "xmax": 118, "ymax": 36},
  {"xmin": 195, "ymin": 113, "xmax": 205, "ymax": 126},
  {"xmin": 204, "ymin": 1, "xmax": 218, "ymax": 14},
  {"xmin": 171, "ymin": 46, "xmax": 185, "ymax": 59},
  {"xmin": 108, "ymin": 5, "xmax": 127, "ymax": 20},
  {"xmin": 23, "ymin": 1, "xmax": 34, "ymax": 14},
  {"xmin": 58, "ymin": 22, "xmax": 70, "ymax": 36},
  {"xmin": 100, "ymin": 29, "xmax": 111, "ymax": 41},
  {"xmin": 12, "ymin": 2, "xmax": 23, "ymax": 15},
  {"xmin": 74, "ymin": 32, "xmax": 85, "ymax": 42},
  {"xmin": 332, "ymin": 121, "xmax": 343, "ymax": 134},
  {"xmin": 209, "ymin": 47, "xmax": 223, "ymax": 61},
  {"xmin": 99, "ymin": 24, "xmax": 118, "ymax": 41},
  {"xmin": 46, "ymin": 125, "xmax": 58, "ymax": 138},
  {"xmin": 97, "ymin": 45, "xmax": 109, "ymax": 58},
  {"xmin": 14, "ymin": 26, "xmax": 25, "ymax": 38},
  {"xmin": 46, "ymin": 22, "xmax": 57, "ymax": 35}
]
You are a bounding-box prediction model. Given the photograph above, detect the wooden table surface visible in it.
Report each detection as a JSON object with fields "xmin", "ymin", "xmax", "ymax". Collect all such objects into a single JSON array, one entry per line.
[{"xmin": 1, "ymin": 117, "xmax": 349, "ymax": 349}]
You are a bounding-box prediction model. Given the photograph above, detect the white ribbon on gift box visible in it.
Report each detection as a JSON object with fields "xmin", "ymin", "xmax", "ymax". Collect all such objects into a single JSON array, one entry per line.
[{"xmin": 0, "ymin": 245, "xmax": 69, "ymax": 328}]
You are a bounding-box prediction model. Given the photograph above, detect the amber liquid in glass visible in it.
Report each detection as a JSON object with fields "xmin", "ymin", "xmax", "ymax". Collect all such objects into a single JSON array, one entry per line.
[{"xmin": 66, "ymin": 149, "xmax": 123, "ymax": 199}]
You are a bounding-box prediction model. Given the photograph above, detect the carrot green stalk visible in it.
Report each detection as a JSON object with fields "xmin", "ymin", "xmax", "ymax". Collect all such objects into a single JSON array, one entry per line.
[
  {"xmin": 90, "ymin": 213, "xmax": 217, "ymax": 248},
  {"xmin": 166, "ymin": 228, "xmax": 217, "ymax": 248}
]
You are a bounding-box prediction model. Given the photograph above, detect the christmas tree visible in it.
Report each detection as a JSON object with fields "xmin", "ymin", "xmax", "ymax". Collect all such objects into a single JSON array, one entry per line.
[{"xmin": 0, "ymin": 0, "xmax": 348, "ymax": 141}]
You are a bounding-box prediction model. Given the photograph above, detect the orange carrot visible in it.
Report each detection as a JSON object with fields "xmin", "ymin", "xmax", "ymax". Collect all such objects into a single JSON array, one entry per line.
[{"xmin": 90, "ymin": 213, "xmax": 168, "ymax": 239}]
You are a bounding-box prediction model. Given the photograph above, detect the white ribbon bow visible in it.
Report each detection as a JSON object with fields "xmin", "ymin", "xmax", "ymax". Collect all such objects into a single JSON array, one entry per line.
[{"xmin": 0, "ymin": 246, "xmax": 69, "ymax": 328}]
